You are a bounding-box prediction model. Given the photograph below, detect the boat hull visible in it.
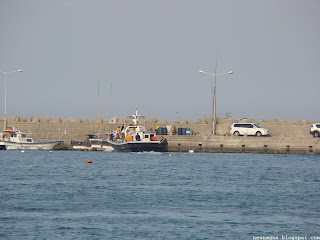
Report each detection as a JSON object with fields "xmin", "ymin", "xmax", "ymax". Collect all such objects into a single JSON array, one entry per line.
[
  {"xmin": 1, "ymin": 141, "xmax": 63, "ymax": 150},
  {"xmin": 104, "ymin": 139, "xmax": 168, "ymax": 152}
]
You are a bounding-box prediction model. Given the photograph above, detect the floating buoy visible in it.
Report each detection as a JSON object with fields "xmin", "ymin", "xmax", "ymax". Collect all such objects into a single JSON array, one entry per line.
[
  {"xmin": 21, "ymin": 150, "xmax": 25, "ymax": 153},
  {"xmin": 188, "ymin": 150, "xmax": 194, "ymax": 153},
  {"xmin": 169, "ymin": 153, "xmax": 172, "ymax": 157},
  {"xmin": 87, "ymin": 159, "xmax": 92, "ymax": 163}
]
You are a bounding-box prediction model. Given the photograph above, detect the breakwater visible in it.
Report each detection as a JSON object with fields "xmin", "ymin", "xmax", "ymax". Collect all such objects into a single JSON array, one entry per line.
[{"xmin": 1, "ymin": 117, "xmax": 319, "ymax": 154}]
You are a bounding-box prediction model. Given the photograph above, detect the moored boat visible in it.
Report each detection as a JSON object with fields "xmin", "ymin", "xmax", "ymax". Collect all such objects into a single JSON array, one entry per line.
[
  {"xmin": 72, "ymin": 134, "xmax": 114, "ymax": 151},
  {"xmin": 103, "ymin": 110, "xmax": 168, "ymax": 152},
  {"xmin": 105, "ymin": 138, "xmax": 168, "ymax": 152},
  {"xmin": 0, "ymin": 127, "xmax": 63, "ymax": 150}
]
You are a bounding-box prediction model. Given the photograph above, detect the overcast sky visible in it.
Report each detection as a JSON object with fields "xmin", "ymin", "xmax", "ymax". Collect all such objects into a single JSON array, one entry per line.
[{"xmin": 1, "ymin": 0, "xmax": 319, "ymax": 122}]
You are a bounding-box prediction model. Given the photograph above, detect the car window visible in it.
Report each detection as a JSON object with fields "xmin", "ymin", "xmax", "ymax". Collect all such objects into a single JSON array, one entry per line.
[
  {"xmin": 254, "ymin": 124, "xmax": 261, "ymax": 128},
  {"xmin": 316, "ymin": 124, "xmax": 320, "ymax": 128}
]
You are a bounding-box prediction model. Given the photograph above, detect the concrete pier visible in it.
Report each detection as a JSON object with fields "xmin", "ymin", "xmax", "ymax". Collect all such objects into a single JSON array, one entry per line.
[
  {"xmin": 166, "ymin": 135, "xmax": 319, "ymax": 154},
  {"xmin": 1, "ymin": 117, "xmax": 319, "ymax": 154}
]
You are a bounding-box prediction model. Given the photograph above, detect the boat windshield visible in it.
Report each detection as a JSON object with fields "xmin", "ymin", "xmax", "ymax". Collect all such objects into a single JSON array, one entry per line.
[
  {"xmin": 137, "ymin": 126, "xmax": 146, "ymax": 132},
  {"xmin": 254, "ymin": 124, "xmax": 261, "ymax": 128},
  {"xmin": 21, "ymin": 134, "xmax": 27, "ymax": 138}
]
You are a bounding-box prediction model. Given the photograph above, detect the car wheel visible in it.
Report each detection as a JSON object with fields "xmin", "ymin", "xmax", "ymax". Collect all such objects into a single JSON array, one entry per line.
[
  {"xmin": 234, "ymin": 131, "xmax": 240, "ymax": 136},
  {"xmin": 314, "ymin": 132, "xmax": 319, "ymax": 138},
  {"xmin": 256, "ymin": 131, "xmax": 262, "ymax": 137}
]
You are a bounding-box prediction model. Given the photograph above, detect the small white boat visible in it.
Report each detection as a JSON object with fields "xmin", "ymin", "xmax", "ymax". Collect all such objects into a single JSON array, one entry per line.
[
  {"xmin": 0, "ymin": 127, "xmax": 63, "ymax": 151},
  {"xmin": 72, "ymin": 134, "xmax": 113, "ymax": 151}
]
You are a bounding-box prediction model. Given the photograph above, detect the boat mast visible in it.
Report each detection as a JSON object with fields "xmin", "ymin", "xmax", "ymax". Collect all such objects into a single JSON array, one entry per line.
[
  {"xmin": 133, "ymin": 109, "xmax": 138, "ymax": 125},
  {"xmin": 105, "ymin": 81, "xmax": 112, "ymax": 120},
  {"xmin": 97, "ymin": 80, "xmax": 100, "ymax": 119}
]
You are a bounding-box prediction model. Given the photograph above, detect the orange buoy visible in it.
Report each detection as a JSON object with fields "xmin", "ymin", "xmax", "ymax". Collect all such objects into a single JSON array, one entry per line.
[{"xmin": 87, "ymin": 159, "xmax": 92, "ymax": 163}]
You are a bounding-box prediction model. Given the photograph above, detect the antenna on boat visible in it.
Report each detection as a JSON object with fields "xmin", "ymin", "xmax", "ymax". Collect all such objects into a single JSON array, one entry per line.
[
  {"xmin": 105, "ymin": 81, "xmax": 112, "ymax": 120},
  {"xmin": 97, "ymin": 80, "xmax": 100, "ymax": 119},
  {"xmin": 133, "ymin": 108, "xmax": 138, "ymax": 125}
]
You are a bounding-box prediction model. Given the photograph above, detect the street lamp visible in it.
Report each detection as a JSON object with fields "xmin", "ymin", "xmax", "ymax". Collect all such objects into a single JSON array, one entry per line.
[
  {"xmin": 0, "ymin": 69, "xmax": 23, "ymax": 131},
  {"xmin": 199, "ymin": 69, "xmax": 233, "ymax": 135}
]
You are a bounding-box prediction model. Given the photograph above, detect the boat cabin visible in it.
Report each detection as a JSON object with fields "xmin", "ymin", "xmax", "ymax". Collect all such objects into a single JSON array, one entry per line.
[{"xmin": 0, "ymin": 127, "xmax": 34, "ymax": 143}]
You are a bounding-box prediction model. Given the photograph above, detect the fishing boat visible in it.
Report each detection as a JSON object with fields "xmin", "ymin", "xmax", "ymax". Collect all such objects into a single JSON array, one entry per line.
[
  {"xmin": 103, "ymin": 110, "xmax": 168, "ymax": 152},
  {"xmin": 0, "ymin": 127, "xmax": 63, "ymax": 150},
  {"xmin": 72, "ymin": 134, "xmax": 113, "ymax": 151}
]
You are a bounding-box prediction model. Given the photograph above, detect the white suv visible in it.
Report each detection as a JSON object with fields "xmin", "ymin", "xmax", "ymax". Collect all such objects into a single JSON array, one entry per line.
[
  {"xmin": 310, "ymin": 123, "xmax": 320, "ymax": 138},
  {"xmin": 230, "ymin": 123, "xmax": 270, "ymax": 137}
]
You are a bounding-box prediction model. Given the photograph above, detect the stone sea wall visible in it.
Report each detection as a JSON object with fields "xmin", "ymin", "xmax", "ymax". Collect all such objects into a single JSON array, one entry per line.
[{"xmin": 1, "ymin": 115, "xmax": 319, "ymax": 154}]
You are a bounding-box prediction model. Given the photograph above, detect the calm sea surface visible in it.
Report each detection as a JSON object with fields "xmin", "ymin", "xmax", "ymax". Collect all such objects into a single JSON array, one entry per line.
[{"xmin": 0, "ymin": 151, "xmax": 319, "ymax": 240}]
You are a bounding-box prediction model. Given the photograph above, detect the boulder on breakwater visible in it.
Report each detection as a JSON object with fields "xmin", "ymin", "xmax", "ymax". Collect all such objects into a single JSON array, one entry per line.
[
  {"xmin": 157, "ymin": 119, "xmax": 167, "ymax": 125},
  {"xmin": 52, "ymin": 116, "xmax": 61, "ymax": 123},
  {"xmin": 91, "ymin": 118, "xmax": 103, "ymax": 124},
  {"xmin": 179, "ymin": 119, "xmax": 188, "ymax": 124},
  {"xmin": 40, "ymin": 116, "xmax": 51, "ymax": 123},
  {"xmin": 146, "ymin": 117, "xmax": 158, "ymax": 124}
]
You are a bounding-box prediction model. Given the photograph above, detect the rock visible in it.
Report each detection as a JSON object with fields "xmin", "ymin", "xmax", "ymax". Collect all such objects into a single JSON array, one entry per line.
[
  {"xmin": 69, "ymin": 118, "xmax": 82, "ymax": 123},
  {"xmin": 91, "ymin": 118, "xmax": 103, "ymax": 124},
  {"xmin": 30, "ymin": 115, "xmax": 38, "ymax": 122},
  {"xmin": 20, "ymin": 116, "xmax": 28, "ymax": 122},
  {"xmin": 301, "ymin": 120, "xmax": 307, "ymax": 125},
  {"xmin": 31, "ymin": 117, "xmax": 40, "ymax": 123},
  {"xmin": 118, "ymin": 117, "xmax": 126, "ymax": 124},
  {"xmin": 279, "ymin": 120, "xmax": 286, "ymax": 124},
  {"xmin": 40, "ymin": 116, "xmax": 51, "ymax": 123},
  {"xmin": 62, "ymin": 118, "xmax": 70, "ymax": 123},
  {"xmin": 13, "ymin": 115, "xmax": 20, "ymax": 122},
  {"xmin": 268, "ymin": 118, "xmax": 279, "ymax": 123},
  {"xmin": 52, "ymin": 116, "xmax": 61, "ymax": 123},
  {"xmin": 204, "ymin": 117, "xmax": 211, "ymax": 124},
  {"xmin": 180, "ymin": 119, "xmax": 188, "ymax": 124},
  {"xmin": 7, "ymin": 116, "xmax": 14, "ymax": 122},
  {"xmin": 196, "ymin": 118, "xmax": 205, "ymax": 124},
  {"xmin": 158, "ymin": 119, "xmax": 167, "ymax": 125},
  {"xmin": 146, "ymin": 117, "xmax": 158, "ymax": 123}
]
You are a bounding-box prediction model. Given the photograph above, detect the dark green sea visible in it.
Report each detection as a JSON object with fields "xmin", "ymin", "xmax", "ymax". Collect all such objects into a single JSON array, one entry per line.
[{"xmin": 0, "ymin": 151, "xmax": 319, "ymax": 240}]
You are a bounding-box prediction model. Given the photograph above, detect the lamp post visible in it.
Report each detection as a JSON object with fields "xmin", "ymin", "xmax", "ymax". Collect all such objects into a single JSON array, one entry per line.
[
  {"xmin": 199, "ymin": 69, "xmax": 233, "ymax": 135},
  {"xmin": 0, "ymin": 69, "xmax": 23, "ymax": 131}
]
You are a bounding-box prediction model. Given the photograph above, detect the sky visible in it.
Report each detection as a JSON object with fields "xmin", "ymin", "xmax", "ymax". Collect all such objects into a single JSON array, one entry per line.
[{"xmin": 0, "ymin": 0, "xmax": 319, "ymax": 122}]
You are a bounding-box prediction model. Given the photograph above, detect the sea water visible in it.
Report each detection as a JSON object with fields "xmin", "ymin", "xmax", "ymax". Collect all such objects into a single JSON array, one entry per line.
[{"xmin": 0, "ymin": 151, "xmax": 319, "ymax": 240}]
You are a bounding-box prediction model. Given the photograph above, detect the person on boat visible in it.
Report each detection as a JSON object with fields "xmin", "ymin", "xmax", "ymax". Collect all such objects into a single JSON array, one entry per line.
[
  {"xmin": 124, "ymin": 134, "xmax": 132, "ymax": 142},
  {"xmin": 155, "ymin": 126, "xmax": 160, "ymax": 134},
  {"xmin": 121, "ymin": 132, "xmax": 125, "ymax": 142},
  {"xmin": 116, "ymin": 126, "xmax": 121, "ymax": 136},
  {"xmin": 135, "ymin": 133, "xmax": 141, "ymax": 141},
  {"xmin": 113, "ymin": 132, "xmax": 117, "ymax": 141},
  {"xmin": 151, "ymin": 136, "xmax": 157, "ymax": 141},
  {"xmin": 121, "ymin": 124, "xmax": 125, "ymax": 131}
]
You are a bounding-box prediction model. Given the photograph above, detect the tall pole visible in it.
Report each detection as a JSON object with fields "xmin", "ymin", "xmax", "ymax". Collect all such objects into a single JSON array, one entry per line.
[
  {"xmin": 4, "ymin": 73, "xmax": 7, "ymax": 131},
  {"xmin": 213, "ymin": 74, "xmax": 216, "ymax": 135},
  {"xmin": 199, "ymin": 69, "xmax": 233, "ymax": 136},
  {"xmin": 213, "ymin": 59, "xmax": 218, "ymax": 135},
  {"xmin": 0, "ymin": 69, "xmax": 22, "ymax": 131},
  {"xmin": 97, "ymin": 81, "xmax": 100, "ymax": 119}
]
